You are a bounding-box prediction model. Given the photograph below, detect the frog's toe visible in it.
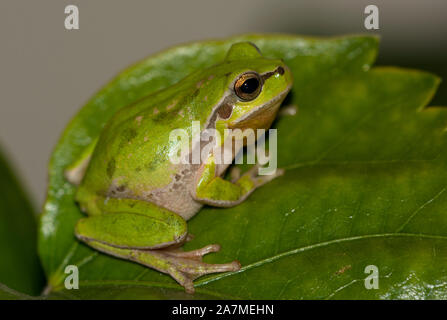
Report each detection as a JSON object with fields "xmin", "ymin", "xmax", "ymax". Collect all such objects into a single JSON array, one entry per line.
[
  {"xmin": 243, "ymin": 164, "xmax": 284, "ymax": 188},
  {"xmin": 166, "ymin": 258, "xmax": 241, "ymax": 294},
  {"xmin": 167, "ymin": 267, "xmax": 195, "ymax": 294},
  {"xmin": 154, "ymin": 245, "xmax": 241, "ymax": 294},
  {"xmin": 175, "ymin": 256, "xmax": 241, "ymax": 278},
  {"xmin": 167, "ymin": 257, "xmax": 241, "ymax": 294},
  {"xmin": 165, "ymin": 244, "xmax": 220, "ymax": 260}
]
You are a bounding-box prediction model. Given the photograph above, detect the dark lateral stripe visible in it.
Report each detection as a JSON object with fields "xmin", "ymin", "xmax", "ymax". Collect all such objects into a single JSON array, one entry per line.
[{"xmin": 261, "ymin": 66, "xmax": 285, "ymax": 81}]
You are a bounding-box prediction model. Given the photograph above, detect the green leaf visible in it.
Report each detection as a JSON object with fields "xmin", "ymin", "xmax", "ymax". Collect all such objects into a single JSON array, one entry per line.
[
  {"xmin": 0, "ymin": 148, "xmax": 45, "ymax": 296},
  {"xmin": 0, "ymin": 283, "xmax": 35, "ymax": 300},
  {"xmin": 39, "ymin": 34, "xmax": 447, "ymax": 299}
]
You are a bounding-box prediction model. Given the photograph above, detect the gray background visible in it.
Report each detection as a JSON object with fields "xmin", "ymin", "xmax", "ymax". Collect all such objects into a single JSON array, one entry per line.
[{"xmin": 1, "ymin": 0, "xmax": 446, "ymax": 207}]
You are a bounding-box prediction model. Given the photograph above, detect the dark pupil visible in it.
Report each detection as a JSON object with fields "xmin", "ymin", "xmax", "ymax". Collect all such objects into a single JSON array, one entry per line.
[{"xmin": 241, "ymin": 77, "xmax": 259, "ymax": 94}]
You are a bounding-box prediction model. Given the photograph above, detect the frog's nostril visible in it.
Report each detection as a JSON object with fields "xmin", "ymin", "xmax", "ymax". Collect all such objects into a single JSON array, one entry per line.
[{"xmin": 277, "ymin": 66, "xmax": 285, "ymax": 75}]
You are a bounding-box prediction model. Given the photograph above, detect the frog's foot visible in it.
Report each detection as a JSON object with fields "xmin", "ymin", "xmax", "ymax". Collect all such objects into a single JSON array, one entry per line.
[
  {"xmin": 194, "ymin": 156, "xmax": 285, "ymax": 207},
  {"xmin": 85, "ymin": 239, "xmax": 240, "ymax": 295},
  {"xmin": 229, "ymin": 164, "xmax": 284, "ymax": 186},
  {"xmin": 242, "ymin": 163, "xmax": 285, "ymax": 188},
  {"xmin": 150, "ymin": 244, "xmax": 241, "ymax": 294}
]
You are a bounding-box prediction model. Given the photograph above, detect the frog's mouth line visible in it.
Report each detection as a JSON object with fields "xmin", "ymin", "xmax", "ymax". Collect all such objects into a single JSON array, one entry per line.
[{"xmin": 230, "ymin": 83, "xmax": 292, "ymax": 128}]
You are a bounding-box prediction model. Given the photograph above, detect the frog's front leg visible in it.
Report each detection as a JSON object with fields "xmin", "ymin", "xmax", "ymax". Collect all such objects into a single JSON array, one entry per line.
[
  {"xmin": 192, "ymin": 155, "xmax": 284, "ymax": 207},
  {"xmin": 75, "ymin": 197, "xmax": 240, "ymax": 294}
]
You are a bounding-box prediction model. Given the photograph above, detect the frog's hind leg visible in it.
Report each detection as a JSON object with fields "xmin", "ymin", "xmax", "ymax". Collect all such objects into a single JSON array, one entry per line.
[
  {"xmin": 75, "ymin": 197, "xmax": 240, "ymax": 294},
  {"xmin": 84, "ymin": 239, "xmax": 240, "ymax": 294}
]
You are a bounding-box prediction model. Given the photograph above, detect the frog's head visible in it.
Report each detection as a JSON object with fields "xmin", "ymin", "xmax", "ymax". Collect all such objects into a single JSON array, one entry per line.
[{"xmin": 209, "ymin": 42, "xmax": 293, "ymax": 134}]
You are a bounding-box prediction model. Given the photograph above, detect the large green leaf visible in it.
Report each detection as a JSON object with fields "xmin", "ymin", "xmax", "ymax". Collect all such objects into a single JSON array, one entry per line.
[
  {"xmin": 0, "ymin": 148, "xmax": 45, "ymax": 296},
  {"xmin": 39, "ymin": 34, "xmax": 447, "ymax": 299}
]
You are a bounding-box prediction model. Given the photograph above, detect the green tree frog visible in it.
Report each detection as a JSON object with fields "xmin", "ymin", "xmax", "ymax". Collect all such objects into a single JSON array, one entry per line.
[{"xmin": 65, "ymin": 42, "xmax": 293, "ymax": 294}]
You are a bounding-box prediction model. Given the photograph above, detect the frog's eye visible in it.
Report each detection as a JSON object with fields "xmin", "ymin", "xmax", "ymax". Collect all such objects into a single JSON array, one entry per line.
[{"xmin": 234, "ymin": 72, "xmax": 262, "ymax": 101}]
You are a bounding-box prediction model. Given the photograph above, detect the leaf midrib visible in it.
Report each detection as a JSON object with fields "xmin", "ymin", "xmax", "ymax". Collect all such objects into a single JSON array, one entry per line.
[
  {"xmin": 195, "ymin": 233, "xmax": 447, "ymax": 286},
  {"xmin": 0, "ymin": 283, "xmax": 35, "ymax": 300}
]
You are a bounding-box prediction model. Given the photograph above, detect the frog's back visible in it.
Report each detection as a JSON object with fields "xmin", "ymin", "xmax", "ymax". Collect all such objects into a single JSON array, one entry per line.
[{"xmin": 76, "ymin": 70, "xmax": 226, "ymax": 219}]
